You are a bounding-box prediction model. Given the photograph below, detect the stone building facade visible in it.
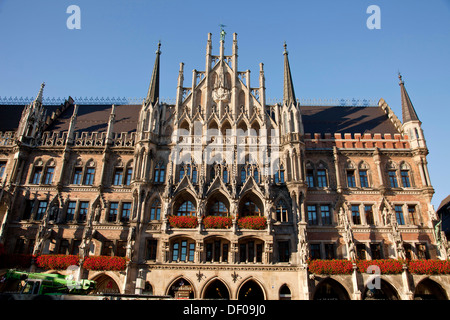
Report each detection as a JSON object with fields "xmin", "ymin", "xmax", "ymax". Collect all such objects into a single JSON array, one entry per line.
[{"xmin": 0, "ymin": 31, "xmax": 449, "ymax": 300}]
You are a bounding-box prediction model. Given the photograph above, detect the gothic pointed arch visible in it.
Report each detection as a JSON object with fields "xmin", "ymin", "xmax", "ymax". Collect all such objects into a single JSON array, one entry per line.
[
  {"xmin": 202, "ymin": 277, "xmax": 231, "ymax": 299},
  {"xmin": 362, "ymin": 278, "xmax": 400, "ymax": 300},
  {"xmin": 237, "ymin": 278, "xmax": 266, "ymax": 300},
  {"xmin": 167, "ymin": 276, "xmax": 196, "ymax": 299},
  {"xmin": 413, "ymin": 278, "xmax": 448, "ymax": 300},
  {"xmin": 313, "ymin": 278, "xmax": 350, "ymax": 300}
]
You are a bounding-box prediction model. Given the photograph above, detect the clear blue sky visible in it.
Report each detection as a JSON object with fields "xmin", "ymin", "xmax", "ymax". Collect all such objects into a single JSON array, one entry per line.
[{"xmin": 0, "ymin": 0, "xmax": 449, "ymax": 208}]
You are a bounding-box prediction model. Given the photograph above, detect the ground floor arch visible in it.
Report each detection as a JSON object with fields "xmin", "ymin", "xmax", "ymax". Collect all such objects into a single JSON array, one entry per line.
[
  {"xmin": 313, "ymin": 278, "xmax": 350, "ymax": 300},
  {"xmin": 202, "ymin": 278, "xmax": 230, "ymax": 299},
  {"xmin": 414, "ymin": 278, "xmax": 448, "ymax": 300},
  {"xmin": 237, "ymin": 279, "xmax": 265, "ymax": 300},
  {"xmin": 362, "ymin": 279, "xmax": 400, "ymax": 300},
  {"xmin": 91, "ymin": 274, "xmax": 120, "ymax": 294},
  {"xmin": 167, "ymin": 277, "xmax": 195, "ymax": 299}
]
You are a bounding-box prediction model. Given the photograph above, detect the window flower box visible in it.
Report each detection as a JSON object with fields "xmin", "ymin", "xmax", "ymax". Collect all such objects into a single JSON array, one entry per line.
[
  {"xmin": 203, "ymin": 216, "xmax": 232, "ymax": 229},
  {"xmin": 356, "ymin": 259, "xmax": 404, "ymax": 274},
  {"xmin": 308, "ymin": 259, "xmax": 354, "ymax": 275},
  {"xmin": 237, "ymin": 216, "xmax": 267, "ymax": 230},
  {"xmin": 168, "ymin": 215, "xmax": 198, "ymax": 228},
  {"xmin": 408, "ymin": 260, "xmax": 450, "ymax": 275},
  {"xmin": 83, "ymin": 256, "xmax": 128, "ymax": 271},
  {"xmin": 36, "ymin": 254, "xmax": 79, "ymax": 270}
]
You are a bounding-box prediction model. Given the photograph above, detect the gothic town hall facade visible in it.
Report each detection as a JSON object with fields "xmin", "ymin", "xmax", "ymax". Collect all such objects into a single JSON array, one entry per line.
[{"xmin": 0, "ymin": 32, "xmax": 449, "ymax": 300}]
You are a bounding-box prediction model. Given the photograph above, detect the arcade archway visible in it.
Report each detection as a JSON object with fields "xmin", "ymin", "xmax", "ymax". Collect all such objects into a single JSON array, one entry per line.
[
  {"xmin": 313, "ymin": 278, "xmax": 350, "ymax": 300},
  {"xmin": 203, "ymin": 279, "xmax": 230, "ymax": 299},
  {"xmin": 362, "ymin": 279, "xmax": 399, "ymax": 300},
  {"xmin": 238, "ymin": 279, "xmax": 265, "ymax": 300},
  {"xmin": 414, "ymin": 278, "xmax": 448, "ymax": 300}
]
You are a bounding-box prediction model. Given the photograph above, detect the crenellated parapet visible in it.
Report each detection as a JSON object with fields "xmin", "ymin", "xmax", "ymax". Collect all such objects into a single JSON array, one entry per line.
[
  {"xmin": 304, "ymin": 132, "xmax": 411, "ymax": 150},
  {"xmin": 37, "ymin": 131, "xmax": 136, "ymax": 148}
]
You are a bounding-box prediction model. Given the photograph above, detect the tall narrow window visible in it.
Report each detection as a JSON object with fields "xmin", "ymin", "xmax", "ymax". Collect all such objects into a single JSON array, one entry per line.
[
  {"xmin": 121, "ymin": 202, "xmax": 131, "ymax": 222},
  {"xmin": 324, "ymin": 244, "xmax": 335, "ymax": 260},
  {"xmin": 317, "ymin": 169, "xmax": 327, "ymax": 188},
  {"xmin": 347, "ymin": 170, "xmax": 356, "ymax": 188},
  {"xmin": 32, "ymin": 167, "xmax": 42, "ymax": 184},
  {"xmin": 364, "ymin": 205, "xmax": 374, "ymax": 225},
  {"xmin": 407, "ymin": 205, "xmax": 417, "ymax": 225},
  {"xmin": 66, "ymin": 201, "xmax": 76, "ymax": 221},
  {"xmin": 320, "ymin": 205, "xmax": 332, "ymax": 225},
  {"xmin": 307, "ymin": 205, "xmax": 318, "ymax": 225},
  {"xmin": 84, "ymin": 167, "xmax": 95, "ymax": 185},
  {"xmin": 401, "ymin": 170, "xmax": 411, "ymax": 188},
  {"xmin": 108, "ymin": 202, "xmax": 119, "ymax": 222},
  {"xmin": 78, "ymin": 201, "xmax": 89, "ymax": 222},
  {"xmin": 150, "ymin": 199, "xmax": 161, "ymax": 220},
  {"xmin": 35, "ymin": 201, "xmax": 48, "ymax": 220},
  {"xmin": 23, "ymin": 200, "xmax": 35, "ymax": 220},
  {"xmin": 370, "ymin": 243, "xmax": 382, "ymax": 259},
  {"xmin": 351, "ymin": 205, "xmax": 361, "ymax": 225},
  {"xmin": 0, "ymin": 162, "xmax": 6, "ymax": 179},
  {"xmin": 395, "ymin": 205, "xmax": 405, "ymax": 225},
  {"xmin": 310, "ymin": 244, "xmax": 321, "ymax": 260},
  {"xmin": 306, "ymin": 169, "xmax": 314, "ymax": 187},
  {"xmin": 240, "ymin": 167, "xmax": 246, "ymax": 183},
  {"xmin": 278, "ymin": 241, "xmax": 290, "ymax": 262},
  {"xmin": 253, "ymin": 167, "xmax": 259, "ymax": 184},
  {"xmin": 359, "ymin": 170, "xmax": 369, "ymax": 188},
  {"xmin": 179, "ymin": 166, "xmax": 185, "ymax": 181},
  {"xmin": 192, "ymin": 167, "xmax": 198, "ymax": 183},
  {"xmin": 72, "ymin": 168, "xmax": 82, "ymax": 185},
  {"xmin": 222, "ymin": 167, "xmax": 228, "ymax": 183},
  {"xmin": 388, "ymin": 170, "xmax": 398, "ymax": 188},
  {"xmin": 124, "ymin": 168, "xmax": 133, "ymax": 186},
  {"xmin": 113, "ymin": 168, "xmax": 124, "ymax": 185},
  {"xmin": 44, "ymin": 167, "xmax": 54, "ymax": 185},
  {"xmin": 146, "ymin": 239, "xmax": 157, "ymax": 260}
]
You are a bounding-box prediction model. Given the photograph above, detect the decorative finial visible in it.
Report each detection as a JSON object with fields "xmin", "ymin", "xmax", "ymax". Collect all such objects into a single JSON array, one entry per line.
[
  {"xmin": 219, "ymin": 24, "xmax": 227, "ymax": 42},
  {"xmin": 283, "ymin": 41, "xmax": 288, "ymax": 54},
  {"xmin": 398, "ymin": 71, "xmax": 404, "ymax": 84},
  {"xmin": 156, "ymin": 40, "xmax": 161, "ymax": 54}
]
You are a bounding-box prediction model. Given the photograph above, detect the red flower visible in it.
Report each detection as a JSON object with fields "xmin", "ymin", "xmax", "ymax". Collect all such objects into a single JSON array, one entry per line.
[
  {"xmin": 36, "ymin": 254, "xmax": 79, "ymax": 270},
  {"xmin": 356, "ymin": 259, "xmax": 403, "ymax": 274},
  {"xmin": 168, "ymin": 215, "xmax": 198, "ymax": 228},
  {"xmin": 308, "ymin": 259, "xmax": 353, "ymax": 275},
  {"xmin": 408, "ymin": 260, "xmax": 450, "ymax": 275},
  {"xmin": 83, "ymin": 256, "xmax": 128, "ymax": 271},
  {"xmin": 203, "ymin": 216, "xmax": 232, "ymax": 229},
  {"xmin": 237, "ymin": 216, "xmax": 267, "ymax": 230}
]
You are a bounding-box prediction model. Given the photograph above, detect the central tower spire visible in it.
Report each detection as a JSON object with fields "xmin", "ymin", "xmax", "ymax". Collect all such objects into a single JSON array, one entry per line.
[
  {"xmin": 283, "ymin": 42, "xmax": 296, "ymax": 106},
  {"xmin": 145, "ymin": 41, "xmax": 161, "ymax": 106}
]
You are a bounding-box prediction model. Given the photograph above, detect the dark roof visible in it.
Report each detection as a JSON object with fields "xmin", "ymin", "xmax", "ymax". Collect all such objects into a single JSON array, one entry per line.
[
  {"xmin": 0, "ymin": 104, "xmax": 62, "ymax": 132},
  {"xmin": 45, "ymin": 104, "xmax": 141, "ymax": 133},
  {"xmin": 300, "ymin": 105, "xmax": 400, "ymax": 135},
  {"xmin": 438, "ymin": 195, "xmax": 450, "ymax": 213}
]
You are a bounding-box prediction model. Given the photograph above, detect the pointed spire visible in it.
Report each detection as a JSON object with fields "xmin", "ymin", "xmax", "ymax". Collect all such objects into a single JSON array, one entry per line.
[
  {"xmin": 145, "ymin": 41, "xmax": 161, "ymax": 106},
  {"xmin": 398, "ymin": 73, "xmax": 420, "ymax": 123},
  {"xmin": 35, "ymin": 82, "xmax": 45, "ymax": 104},
  {"xmin": 283, "ymin": 42, "xmax": 296, "ymax": 106}
]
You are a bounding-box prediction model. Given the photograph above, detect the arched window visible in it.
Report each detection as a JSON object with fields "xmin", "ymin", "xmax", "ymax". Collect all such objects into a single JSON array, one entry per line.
[
  {"xmin": 276, "ymin": 201, "xmax": 289, "ymax": 222},
  {"xmin": 241, "ymin": 201, "xmax": 261, "ymax": 217},
  {"xmin": 179, "ymin": 164, "xmax": 185, "ymax": 181},
  {"xmin": 400, "ymin": 163, "xmax": 411, "ymax": 188},
  {"xmin": 279, "ymin": 285, "xmax": 291, "ymax": 300},
  {"xmin": 176, "ymin": 201, "xmax": 196, "ymax": 216},
  {"xmin": 240, "ymin": 167, "xmax": 246, "ymax": 183},
  {"xmin": 275, "ymin": 164, "xmax": 285, "ymax": 183},
  {"xmin": 253, "ymin": 167, "xmax": 259, "ymax": 184},
  {"xmin": 209, "ymin": 201, "xmax": 229, "ymax": 216},
  {"xmin": 84, "ymin": 160, "xmax": 96, "ymax": 185},
  {"xmin": 150, "ymin": 199, "xmax": 161, "ymax": 220},
  {"xmin": 223, "ymin": 167, "xmax": 228, "ymax": 183}
]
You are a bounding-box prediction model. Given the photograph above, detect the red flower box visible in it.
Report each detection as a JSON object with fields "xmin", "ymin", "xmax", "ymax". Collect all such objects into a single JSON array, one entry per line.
[
  {"xmin": 83, "ymin": 256, "xmax": 128, "ymax": 271},
  {"xmin": 356, "ymin": 259, "xmax": 404, "ymax": 274},
  {"xmin": 36, "ymin": 254, "xmax": 79, "ymax": 270},
  {"xmin": 237, "ymin": 216, "xmax": 267, "ymax": 230},
  {"xmin": 408, "ymin": 260, "xmax": 450, "ymax": 275},
  {"xmin": 308, "ymin": 259, "xmax": 354, "ymax": 275},
  {"xmin": 203, "ymin": 216, "xmax": 232, "ymax": 229},
  {"xmin": 168, "ymin": 215, "xmax": 198, "ymax": 228}
]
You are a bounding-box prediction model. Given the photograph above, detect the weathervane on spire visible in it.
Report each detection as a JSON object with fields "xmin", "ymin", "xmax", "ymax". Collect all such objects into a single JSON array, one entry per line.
[{"xmin": 219, "ymin": 24, "xmax": 227, "ymax": 41}]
